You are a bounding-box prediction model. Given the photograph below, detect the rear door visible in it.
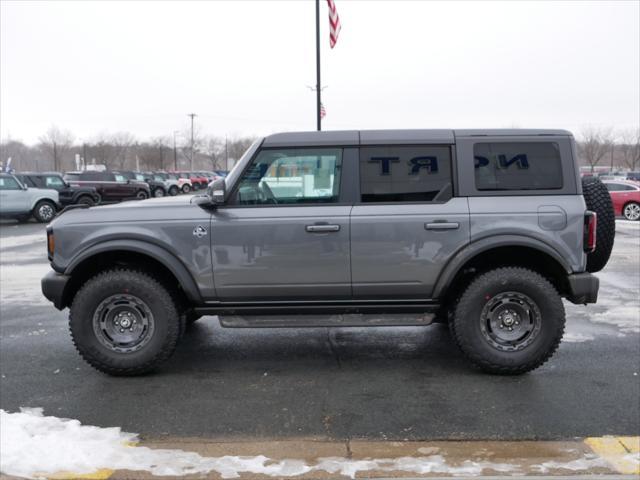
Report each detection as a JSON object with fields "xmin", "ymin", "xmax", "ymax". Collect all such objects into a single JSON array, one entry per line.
[
  {"xmin": 350, "ymin": 143, "xmax": 470, "ymax": 299},
  {"xmin": 211, "ymin": 146, "xmax": 352, "ymax": 301}
]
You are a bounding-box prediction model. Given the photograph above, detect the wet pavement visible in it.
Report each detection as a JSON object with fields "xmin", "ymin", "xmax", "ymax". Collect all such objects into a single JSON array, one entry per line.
[{"xmin": 0, "ymin": 220, "xmax": 638, "ymax": 441}]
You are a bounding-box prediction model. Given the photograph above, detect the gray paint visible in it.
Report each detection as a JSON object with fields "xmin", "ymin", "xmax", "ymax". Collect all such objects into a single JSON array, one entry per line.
[{"xmin": 43, "ymin": 128, "xmax": 596, "ymax": 312}]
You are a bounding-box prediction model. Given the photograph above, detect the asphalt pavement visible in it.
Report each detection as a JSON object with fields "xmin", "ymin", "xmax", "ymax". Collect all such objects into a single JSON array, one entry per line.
[{"xmin": 0, "ymin": 219, "xmax": 638, "ymax": 442}]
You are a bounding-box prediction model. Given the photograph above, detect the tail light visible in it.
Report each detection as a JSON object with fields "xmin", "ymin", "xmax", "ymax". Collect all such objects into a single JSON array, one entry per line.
[
  {"xmin": 584, "ymin": 211, "xmax": 597, "ymax": 253},
  {"xmin": 47, "ymin": 227, "xmax": 55, "ymax": 261}
]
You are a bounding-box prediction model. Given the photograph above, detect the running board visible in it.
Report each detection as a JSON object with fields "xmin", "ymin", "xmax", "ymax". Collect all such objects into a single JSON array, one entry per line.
[
  {"xmin": 194, "ymin": 301, "xmax": 440, "ymax": 325},
  {"xmin": 217, "ymin": 313, "xmax": 435, "ymax": 328}
]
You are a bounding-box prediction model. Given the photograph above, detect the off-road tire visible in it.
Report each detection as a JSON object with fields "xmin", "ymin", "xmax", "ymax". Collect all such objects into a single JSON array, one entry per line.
[
  {"xmin": 153, "ymin": 187, "xmax": 165, "ymax": 198},
  {"xmin": 76, "ymin": 195, "xmax": 95, "ymax": 206},
  {"xmin": 582, "ymin": 177, "xmax": 615, "ymax": 272},
  {"xmin": 69, "ymin": 269, "xmax": 183, "ymax": 376},
  {"xmin": 32, "ymin": 200, "xmax": 57, "ymax": 223},
  {"xmin": 451, "ymin": 267, "xmax": 565, "ymax": 375},
  {"xmin": 136, "ymin": 190, "xmax": 149, "ymax": 200},
  {"xmin": 168, "ymin": 185, "xmax": 179, "ymax": 196},
  {"xmin": 623, "ymin": 202, "xmax": 640, "ymax": 221},
  {"xmin": 181, "ymin": 184, "xmax": 191, "ymax": 194}
]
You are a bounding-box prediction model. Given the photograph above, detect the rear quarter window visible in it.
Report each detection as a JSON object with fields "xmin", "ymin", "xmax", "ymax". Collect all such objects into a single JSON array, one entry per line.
[{"xmin": 474, "ymin": 142, "xmax": 563, "ymax": 191}]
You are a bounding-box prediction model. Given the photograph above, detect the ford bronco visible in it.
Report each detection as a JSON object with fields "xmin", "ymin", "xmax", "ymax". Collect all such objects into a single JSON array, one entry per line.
[{"xmin": 41, "ymin": 130, "xmax": 615, "ymax": 376}]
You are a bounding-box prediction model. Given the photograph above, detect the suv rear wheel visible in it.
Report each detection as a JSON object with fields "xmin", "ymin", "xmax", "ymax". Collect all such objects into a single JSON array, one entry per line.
[
  {"xmin": 69, "ymin": 269, "xmax": 183, "ymax": 376},
  {"xmin": 32, "ymin": 200, "xmax": 56, "ymax": 223},
  {"xmin": 181, "ymin": 184, "xmax": 191, "ymax": 193},
  {"xmin": 136, "ymin": 190, "xmax": 149, "ymax": 200},
  {"xmin": 450, "ymin": 267, "xmax": 565, "ymax": 375},
  {"xmin": 168, "ymin": 185, "xmax": 179, "ymax": 196}
]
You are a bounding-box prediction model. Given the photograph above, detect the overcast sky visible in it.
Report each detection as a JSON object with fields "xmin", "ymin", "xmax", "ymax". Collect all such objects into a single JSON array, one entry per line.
[{"xmin": 1, "ymin": 0, "xmax": 638, "ymax": 145}]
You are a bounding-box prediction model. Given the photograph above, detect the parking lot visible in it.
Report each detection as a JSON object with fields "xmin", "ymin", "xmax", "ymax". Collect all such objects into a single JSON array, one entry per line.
[{"xmin": 1, "ymin": 218, "xmax": 638, "ymax": 443}]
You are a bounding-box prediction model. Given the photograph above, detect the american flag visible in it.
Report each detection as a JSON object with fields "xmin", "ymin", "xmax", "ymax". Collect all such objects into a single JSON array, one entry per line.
[
  {"xmin": 327, "ymin": 0, "xmax": 341, "ymax": 48},
  {"xmin": 320, "ymin": 103, "xmax": 326, "ymax": 119}
]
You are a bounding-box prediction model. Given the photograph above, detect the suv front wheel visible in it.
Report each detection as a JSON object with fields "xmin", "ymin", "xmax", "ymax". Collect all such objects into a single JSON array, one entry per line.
[
  {"xmin": 450, "ymin": 267, "xmax": 565, "ymax": 375},
  {"xmin": 69, "ymin": 269, "xmax": 183, "ymax": 375},
  {"xmin": 33, "ymin": 200, "xmax": 57, "ymax": 223}
]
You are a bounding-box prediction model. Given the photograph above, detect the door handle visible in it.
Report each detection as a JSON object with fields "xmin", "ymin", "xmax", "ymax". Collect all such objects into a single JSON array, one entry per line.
[
  {"xmin": 425, "ymin": 222, "xmax": 459, "ymax": 231},
  {"xmin": 305, "ymin": 224, "xmax": 340, "ymax": 233}
]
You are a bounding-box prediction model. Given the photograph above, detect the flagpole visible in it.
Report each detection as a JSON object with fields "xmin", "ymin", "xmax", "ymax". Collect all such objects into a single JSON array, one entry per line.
[{"xmin": 315, "ymin": 0, "xmax": 321, "ymax": 131}]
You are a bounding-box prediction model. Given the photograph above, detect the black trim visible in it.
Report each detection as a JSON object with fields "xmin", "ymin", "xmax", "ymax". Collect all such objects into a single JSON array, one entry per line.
[
  {"xmin": 41, "ymin": 270, "xmax": 70, "ymax": 310},
  {"xmin": 195, "ymin": 300, "xmax": 440, "ymax": 316},
  {"xmin": 566, "ymin": 272, "xmax": 599, "ymax": 304}
]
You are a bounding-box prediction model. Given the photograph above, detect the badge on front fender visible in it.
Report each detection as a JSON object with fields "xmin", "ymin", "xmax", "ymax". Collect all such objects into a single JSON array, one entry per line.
[{"xmin": 193, "ymin": 225, "xmax": 207, "ymax": 238}]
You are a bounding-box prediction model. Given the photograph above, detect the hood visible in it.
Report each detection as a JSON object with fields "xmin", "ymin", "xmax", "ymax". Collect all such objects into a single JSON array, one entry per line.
[{"xmin": 51, "ymin": 194, "xmax": 210, "ymax": 226}]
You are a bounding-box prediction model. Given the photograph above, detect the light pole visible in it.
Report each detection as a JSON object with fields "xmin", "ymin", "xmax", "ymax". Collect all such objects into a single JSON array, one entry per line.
[
  {"xmin": 187, "ymin": 113, "xmax": 197, "ymax": 170},
  {"xmin": 173, "ymin": 130, "xmax": 179, "ymax": 170}
]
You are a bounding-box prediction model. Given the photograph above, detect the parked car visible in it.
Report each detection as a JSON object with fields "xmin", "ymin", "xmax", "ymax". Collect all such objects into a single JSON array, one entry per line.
[
  {"xmin": 598, "ymin": 174, "xmax": 627, "ymax": 182},
  {"xmin": 64, "ymin": 171, "xmax": 150, "ymax": 203},
  {"xmin": 145, "ymin": 172, "xmax": 180, "ymax": 196},
  {"xmin": 603, "ymin": 180, "xmax": 640, "ymax": 220},
  {"xmin": 0, "ymin": 173, "xmax": 60, "ymax": 222},
  {"xmin": 114, "ymin": 171, "xmax": 166, "ymax": 198},
  {"xmin": 15, "ymin": 172, "xmax": 100, "ymax": 207},
  {"xmin": 174, "ymin": 171, "xmax": 206, "ymax": 190},
  {"xmin": 626, "ymin": 171, "xmax": 640, "ymax": 182},
  {"xmin": 43, "ymin": 129, "xmax": 614, "ymax": 376},
  {"xmin": 164, "ymin": 172, "xmax": 192, "ymax": 193}
]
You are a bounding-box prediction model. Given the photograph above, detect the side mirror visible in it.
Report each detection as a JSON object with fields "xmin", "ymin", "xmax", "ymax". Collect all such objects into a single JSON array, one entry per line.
[{"xmin": 207, "ymin": 178, "xmax": 226, "ymax": 205}]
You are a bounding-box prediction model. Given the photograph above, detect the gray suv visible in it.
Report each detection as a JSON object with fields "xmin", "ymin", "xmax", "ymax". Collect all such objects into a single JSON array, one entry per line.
[{"xmin": 41, "ymin": 130, "xmax": 614, "ymax": 376}]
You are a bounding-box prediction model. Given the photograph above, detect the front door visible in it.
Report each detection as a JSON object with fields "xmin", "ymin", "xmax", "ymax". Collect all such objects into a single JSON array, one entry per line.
[
  {"xmin": 350, "ymin": 144, "xmax": 470, "ymax": 299},
  {"xmin": 0, "ymin": 176, "xmax": 29, "ymax": 213},
  {"xmin": 211, "ymin": 147, "xmax": 351, "ymax": 301}
]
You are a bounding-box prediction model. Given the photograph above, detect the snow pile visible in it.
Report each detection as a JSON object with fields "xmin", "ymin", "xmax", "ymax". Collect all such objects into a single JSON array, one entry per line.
[{"xmin": 0, "ymin": 408, "xmax": 619, "ymax": 479}]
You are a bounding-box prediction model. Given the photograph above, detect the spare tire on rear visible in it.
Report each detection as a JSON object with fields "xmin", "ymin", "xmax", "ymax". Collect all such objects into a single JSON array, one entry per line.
[{"xmin": 582, "ymin": 177, "xmax": 615, "ymax": 273}]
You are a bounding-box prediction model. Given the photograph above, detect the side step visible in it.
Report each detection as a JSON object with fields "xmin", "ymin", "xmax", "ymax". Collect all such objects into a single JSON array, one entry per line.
[{"xmin": 217, "ymin": 313, "xmax": 436, "ymax": 328}]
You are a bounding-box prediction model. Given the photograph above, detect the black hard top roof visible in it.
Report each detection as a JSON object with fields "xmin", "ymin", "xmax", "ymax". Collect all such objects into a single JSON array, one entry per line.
[{"xmin": 262, "ymin": 129, "xmax": 572, "ymax": 147}]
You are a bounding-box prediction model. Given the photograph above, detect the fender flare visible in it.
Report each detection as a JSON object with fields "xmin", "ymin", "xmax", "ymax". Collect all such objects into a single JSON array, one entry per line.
[
  {"xmin": 65, "ymin": 239, "xmax": 203, "ymax": 304},
  {"xmin": 432, "ymin": 235, "xmax": 572, "ymax": 299}
]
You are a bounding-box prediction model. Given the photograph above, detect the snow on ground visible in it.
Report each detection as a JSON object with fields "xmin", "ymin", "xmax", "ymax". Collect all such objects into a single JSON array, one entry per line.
[
  {"xmin": 0, "ymin": 409, "xmax": 631, "ymax": 479},
  {"xmin": 0, "ymin": 263, "xmax": 51, "ymax": 306},
  {"xmin": 0, "ymin": 233, "xmax": 46, "ymax": 250}
]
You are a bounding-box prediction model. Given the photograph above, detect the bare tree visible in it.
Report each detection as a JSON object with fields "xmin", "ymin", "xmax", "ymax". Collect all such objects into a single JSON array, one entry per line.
[
  {"xmin": 110, "ymin": 132, "xmax": 136, "ymax": 170},
  {"xmin": 227, "ymin": 136, "xmax": 256, "ymax": 168},
  {"xmin": 578, "ymin": 127, "xmax": 614, "ymax": 172},
  {"xmin": 202, "ymin": 136, "xmax": 224, "ymax": 170},
  {"xmin": 619, "ymin": 128, "xmax": 640, "ymax": 171},
  {"xmin": 180, "ymin": 125, "xmax": 205, "ymax": 170},
  {"xmin": 38, "ymin": 126, "xmax": 75, "ymax": 171}
]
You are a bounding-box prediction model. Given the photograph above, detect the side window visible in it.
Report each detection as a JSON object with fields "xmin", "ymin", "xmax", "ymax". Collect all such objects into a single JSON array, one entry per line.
[
  {"xmin": 605, "ymin": 183, "xmax": 622, "ymax": 192},
  {"xmin": 233, "ymin": 148, "xmax": 342, "ymax": 205},
  {"xmin": 359, "ymin": 145, "xmax": 453, "ymax": 203},
  {"xmin": 621, "ymin": 184, "xmax": 638, "ymax": 191},
  {"xmin": 17, "ymin": 176, "xmax": 37, "ymax": 187},
  {"xmin": 114, "ymin": 174, "xmax": 127, "ymax": 182},
  {"xmin": 474, "ymin": 142, "xmax": 562, "ymax": 191},
  {"xmin": 45, "ymin": 176, "xmax": 64, "ymax": 187},
  {"xmin": 0, "ymin": 177, "xmax": 21, "ymax": 190}
]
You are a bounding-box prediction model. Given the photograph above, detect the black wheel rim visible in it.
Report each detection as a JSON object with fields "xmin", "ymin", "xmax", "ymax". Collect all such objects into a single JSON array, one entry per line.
[
  {"xmin": 92, "ymin": 294, "xmax": 155, "ymax": 353},
  {"xmin": 39, "ymin": 204, "xmax": 54, "ymax": 221},
  {"xmin": 479, "ymin": 291, "xmax": 542, "ymax": 352}
]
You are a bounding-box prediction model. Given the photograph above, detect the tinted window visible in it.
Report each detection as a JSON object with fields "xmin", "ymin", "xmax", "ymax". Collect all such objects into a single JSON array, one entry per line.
[
  {"xmin": 607, "ymin": 183, "xmax": 637, "ymax": 192},
  {"xmin": 234, "ymin": 148, "xmax": 342, "ymax": 205},
  {"xmin": 359, "ymin": 145, "xmax": 452, "ymax": 203},
  {"xmin": 64, "ymin": 173, "xmax": 80, "ymax": 181},
  {"xmin": 474, "ymin": 142, "xmax": 562, "ymax": 191},
  {"xmin": 114, "ymin": 174, "xmax": 127, "ymax": 182},
  {"xmin": 17, "ymin": 175, "xmax": 38, "ymax": 188},
  {"xmin": 0, "ymin": 177, "xmax": 21, "ymax": 190}
]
